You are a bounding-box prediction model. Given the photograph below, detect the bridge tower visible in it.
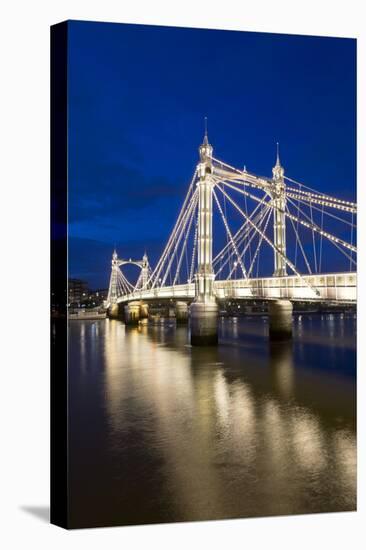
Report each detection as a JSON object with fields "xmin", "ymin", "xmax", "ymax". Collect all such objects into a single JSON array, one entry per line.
[
  {"xmin": 272, "ymin": 144, "xmax": 287, "ymax": 277},
  {"xmin": 107, "ymin": 250, "xmax": 120, "ymax": 318},
  {"xmin": 189, "ymin": 125, "xmax": 218, "ymax": 345},
  {"xmin": 140, "ymin": 253, "xmax": 149, "ymax": 289},
  {"xmin": 270, "ymin": 145, "xmax": 293, "ymax": 339}
]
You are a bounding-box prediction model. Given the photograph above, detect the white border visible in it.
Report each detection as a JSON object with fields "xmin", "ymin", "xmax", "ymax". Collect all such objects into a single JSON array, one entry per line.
[{"xmin": 0, "ymin": 1, "xmax": 364, "ymax": 548}]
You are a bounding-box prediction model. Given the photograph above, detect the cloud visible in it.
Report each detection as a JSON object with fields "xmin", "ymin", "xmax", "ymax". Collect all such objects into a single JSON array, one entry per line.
[{"xmin": 68, "ymin": 157, "xmax": 188, "ymax": 220}]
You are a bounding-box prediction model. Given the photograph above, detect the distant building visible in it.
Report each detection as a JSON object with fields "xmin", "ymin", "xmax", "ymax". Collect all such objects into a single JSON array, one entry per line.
[
  {"xmin": 87, "ymin": 289, "xmax": 108, "ymax": 308},
  {"xmin": 68, "ymin": 279, "xmax": 89, "ymax": 307}
]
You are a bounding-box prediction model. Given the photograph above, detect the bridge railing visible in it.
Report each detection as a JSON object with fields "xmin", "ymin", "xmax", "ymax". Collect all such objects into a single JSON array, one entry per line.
[
  {"xmin": 215, "ymin": 272, "xmax": 356, "ymax": 302},
  {"xmin": 113, "ymin": 272, "xmax": 356, "ymax": 305}
]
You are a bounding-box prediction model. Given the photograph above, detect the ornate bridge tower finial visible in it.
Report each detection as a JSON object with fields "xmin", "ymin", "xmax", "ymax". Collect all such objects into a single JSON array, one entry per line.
[
  {"xmin": 272, "ymin": 142, "xmax": 285, "ymax": 181},
  {"xmin": 199, "ymin": 117, "xmax": 213, "ymax": 162}
]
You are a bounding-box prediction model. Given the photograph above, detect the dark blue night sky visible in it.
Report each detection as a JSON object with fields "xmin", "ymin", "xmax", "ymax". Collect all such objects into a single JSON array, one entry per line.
[{"xmin": 67, "ymin": 20, "xmax": 356, "ymax": 289}]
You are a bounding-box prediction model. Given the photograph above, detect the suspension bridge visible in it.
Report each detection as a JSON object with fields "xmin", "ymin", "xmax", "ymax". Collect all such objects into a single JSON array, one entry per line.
[{"xmin": 106, "ymin": 127, "xmax": 357, "ymax": 344}]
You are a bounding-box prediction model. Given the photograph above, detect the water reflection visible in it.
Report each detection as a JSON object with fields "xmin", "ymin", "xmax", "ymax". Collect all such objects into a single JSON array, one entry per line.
[
  {"xmin": 68, "ymin": 314, "xmax": 356, "ymax": 528},
  {"xmin": 291, "ymin": 410, "xmax": 326, "ymax": 472},
  {"xmin": 269, "ymin": 341, "xmax": 294, "ymax": 400}
]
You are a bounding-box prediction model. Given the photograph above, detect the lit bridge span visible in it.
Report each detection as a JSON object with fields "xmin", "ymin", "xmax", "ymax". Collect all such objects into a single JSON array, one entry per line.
[
  {"xmin": 114, "ymin": 272, "xmax": 356, "ymax": 305},
  {"xmin": 106, "ymin": 127, "xmax": 357, "ymax": 344}
]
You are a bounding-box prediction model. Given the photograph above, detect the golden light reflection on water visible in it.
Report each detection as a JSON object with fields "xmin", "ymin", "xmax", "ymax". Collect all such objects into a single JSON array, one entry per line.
[
  {"xmin": 269, "ymin": 342, "xmax": 295, "ymax": 400},
  {"xmin": 70, "ymin": 315, "xmax": 356, "ymax": 523},
  {"xmin": 291, "ymin": 411, "xmax": 327, "ymax": 471},
  {"xmin": 332, "ymin": 429, "xmax": 357, "ymax": 491},
  {"xmin": 263, "ymin": 399, "xmax": 287, "ymax": 464},
  {"xmin": 214, "ymin": 371, "xmax": 230, "ymax": 428}
]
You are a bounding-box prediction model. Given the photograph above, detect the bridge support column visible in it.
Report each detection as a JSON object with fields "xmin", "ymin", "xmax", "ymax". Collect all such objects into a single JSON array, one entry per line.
[
  {"xmin": 190, "ymin": 128, "xmax": 218, "ymax": 346},
  {"xmin": 168, "ymin": 306, "xmax": 176, "ymax": 319},
  {"xmin": 108, "ymin": 303, "xmax": 120, "ymax": 319},
  {"xmin": 269, "ymin": 300, "xmax": 293, "ymax": 340},
  {"xmin": 175, "ymin": 301, "xmax": 188, "ymax": 324},
  {"xmin": 272, "ymin": 145, "xmax": 287, "ymax": 277},
  {"xmin": 124, "ymin": 301, "xmax": 140, "ymax": 325},
  {"xmin": 139, "ymin": 302, "xmax": 149, "ymax": 319},
  {"xmin": 190, "ymin": 301, "xmax": 218, "ymax": 346}
]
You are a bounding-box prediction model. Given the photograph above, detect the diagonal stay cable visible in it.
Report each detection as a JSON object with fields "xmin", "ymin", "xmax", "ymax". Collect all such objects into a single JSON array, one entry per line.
[
  {"xmin": 213, "ymin": 187, "xmax": 247, "ymax": 278},
  {"xmin": 173, "ymin": 192, "xmax": 199, "ymax": 286},
  {"xmin": 286, "ymin": 203, "xmax": 312, "ymax": 274},
  {"xmin": 286, "ymin": 197, "xmax": 357, "ymax": 263},
  {"xmin": 219, "ymin": 179, "xmax": 357, "ymax": 256},
  {"xmin": 150, "ymin": 168, "xmax": 198, "ymax": 287},
  {"xmin": 215, "ymin": 208, "xmax": 268, "ymax": 279},
  {"xmin": 151, "ymin": 182, "xmax": 198, "ymax": 288},
  {"xmin": 215, "ymin": 184, "xmax": 321, "ymax": 297},
  {"xmin": 241, "ymin": 205, "xmax": 272, "ymax": 279},
  {"xmin": 161, "ymin": 188, "xmax": 199, "ymax": 287}
]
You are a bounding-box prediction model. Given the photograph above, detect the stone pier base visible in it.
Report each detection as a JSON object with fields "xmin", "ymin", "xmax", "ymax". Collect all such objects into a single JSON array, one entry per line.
[
  {"xmin": 190, "ymin": 301, "xmax": 218, "ymax": 346},
  {"xmin": 168, "ymin": 307, "xmax": 176, "ymax": 319},
  {"xmin": 124, "ymin": 301, "xmax": 141, "ymax": 325},
  {"xmin": 108, "ymin": 303, "xmax": 120, "ymax": 319},
  {"xmin": 269, "ymin": 299, "xmax": 293, "ymax": 340},
  {"xmin": 175, "ymin": 301, "xmax": 189, "ymax": 324},
  {"xmin": 139, "ymin": 302, "xmax": 149, "ymax": 319}
]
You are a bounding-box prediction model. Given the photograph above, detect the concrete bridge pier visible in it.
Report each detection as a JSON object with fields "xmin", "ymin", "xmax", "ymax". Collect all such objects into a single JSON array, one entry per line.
[
  {"xmin": 168, "ymin": 306, "xmax": 176, "ymax": 319},
  {"xmin": 139, "ymin": 302, "xmax": 149, "ymax": 319},
  {"xmin": 268, "ymin": 299, "xmax": 293, "ymax": 340},
  {"xmin": 175, "ymin": 301, "xmax": 189, "ymax": 324},
  {"xmin": 190, "ymin": 301, "xmax": 218, "ymax": 346},
  {"xmin": 108, "ymin": 303, "xmax": 120, "ymax": 319},
  {"xmin": 124, "ymin": 301, "xmax": 141, "ymax": 325}
]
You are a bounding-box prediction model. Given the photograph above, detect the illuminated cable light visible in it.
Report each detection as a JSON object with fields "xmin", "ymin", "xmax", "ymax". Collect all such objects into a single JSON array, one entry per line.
[
  {"xmin": 216, "ymin": 184, "xmax": 320, "ymax": 296},
  {"xmin": 285, "ymin": 192, "xmax": 357, "ymax": 214},
  {"xmin": 217, "ymin": 176, "xmax": 356, "ymax": 253},
  {"xmin": 214, "ymin": 156, "xmax": 357, "ymax": 210}
]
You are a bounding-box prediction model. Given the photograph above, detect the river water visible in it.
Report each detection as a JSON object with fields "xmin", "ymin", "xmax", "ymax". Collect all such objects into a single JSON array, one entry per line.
[{"xmin": 68, "ymin": 314, "xmax": 356, "ymax": 528}]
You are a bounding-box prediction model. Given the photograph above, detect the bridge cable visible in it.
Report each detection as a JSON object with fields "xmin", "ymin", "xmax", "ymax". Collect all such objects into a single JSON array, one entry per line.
[
  {"xmin": 213, "ymin": 187, "xmax": 247, "ymax": 278},
  {"xmin": 284, "ymin": 175, "xmax": 357, "ymax": 209},
  {"xmin": 216, "ymin": 184, "xmax": 321, "ymax": 297},
  {"xmin": 286, "ymin": 197, "xmax": 357, "ymax": 264},
  {"xmin": 285, "ymin": 191, "xmax": 357, "ymax": 214},
  {"xmin": 221, "ymin": 179, "xmax": 357, "ymax": 256},
  {"xmin": 294, "ymin": 184, "xmax": 301, "ymax": 268},
  {"xmin": 216, "ymin": 210, "xmax": 267, "ymax": 279},
  {"xmin": 173, "ymin": 192, "xmax": 199, "ymax": 286},
  {"xmin": 286, "ymin": 204, "xmax": 312, "ymax": 274},
  {"xmin": 212, "ymin": 193, "xmax": 269, "ymax": 267},
  {"xmin": 212, "ymin": 156, "xmax": 356, "ymax": 213},
  {"xmin": 246, "ymin": 206, "xmax": 272, "ymax": 278},
  {"xmin": 161, "ymin": 189, "xmax": 199, "ymax": 287},
  {"xmin": 350, "ymin": 210, "xmax": 354, "ymax": 272},
  {"xmin": 152, "ymin": 184, "xmax": 198, "ymax": 288},
  {"xmin": 319, "ymin": 202, "xmax": 324, "ymax": 273},
  {"xmin": 309, "ymin": 200, "xmax": 318, "ymax": 273},
  {"xmin": 189, "ymin": 215, "xmax": 198, "ymax": 284},
  {"xmin": 256, "ymin": 201, "xmax": 267, "ymax": 278},
  {"xmin": 287, "ymin": 194, "xmax": 357, "ymax": 227},
  {"xmin": 243, "ymin": 177, "xmax": 252, "ymax": 271},
  {"xmin": 221, "ymin": 208, "xmax": 270, "ymax": 280},
  {"xmin": 150, "ymin": 169, "xmax": 198, "ymax": 288}
]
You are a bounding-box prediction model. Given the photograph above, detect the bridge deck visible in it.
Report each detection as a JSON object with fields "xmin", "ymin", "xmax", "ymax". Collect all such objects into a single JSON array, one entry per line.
[{"xmin": 113, "ymin": 272, "xmax": 356, "ymax": 305}]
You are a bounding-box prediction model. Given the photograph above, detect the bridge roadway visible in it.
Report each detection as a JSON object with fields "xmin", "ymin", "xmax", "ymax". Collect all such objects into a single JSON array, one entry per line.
[{"xmin": 114, "ymin": 271, "xmax": 356, "ymax": 306}]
